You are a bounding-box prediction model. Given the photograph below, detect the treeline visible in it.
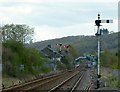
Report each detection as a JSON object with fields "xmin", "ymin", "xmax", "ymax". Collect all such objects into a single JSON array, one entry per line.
[
  {"xmin": 28, "ymin": 31, "xmax": 119, "ymax": 69},
  {"xmin": 2, "ymin": 24, "xmax": 51, "ymax": 77},
  {"xmin": 1, "ymin": 24, "xmax": 78, "ymax": 77},
  {"xmin": 29, "ymin": 32, "xmax": 118, "ymax": 55}
]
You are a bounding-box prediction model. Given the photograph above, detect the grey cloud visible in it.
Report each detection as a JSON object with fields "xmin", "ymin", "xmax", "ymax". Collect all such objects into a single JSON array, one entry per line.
[{"xmin": 0, "ymin": 1, "xmax": 117, "ymax": 27}]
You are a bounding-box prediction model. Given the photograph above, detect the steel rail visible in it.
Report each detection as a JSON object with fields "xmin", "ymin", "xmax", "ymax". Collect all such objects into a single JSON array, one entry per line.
[
  {"xmin": 48, "ymin": 71, "xmax": 79, "ymax": 92},
  {"xmin": 70, "ymin": 71, "xmax": 85, "ymax": 92},
  {"xmin": 48, "ymin": 70, "xmax": 85, "ymax": 92},
  {"xmin": 2, "ymin": 71, "xmax": 68, "ymax": 91}
]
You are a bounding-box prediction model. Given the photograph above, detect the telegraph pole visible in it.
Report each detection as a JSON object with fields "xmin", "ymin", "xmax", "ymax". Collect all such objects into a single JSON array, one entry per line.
[{"xmin": 95, "ymin": 14, "xmax": 113, "ymax": 89}]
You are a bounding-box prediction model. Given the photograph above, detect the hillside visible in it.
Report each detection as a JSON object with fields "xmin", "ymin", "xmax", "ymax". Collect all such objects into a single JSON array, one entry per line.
[{"xmin": 28, "ymin": 32, "xmax": 118, "ymax": 55}]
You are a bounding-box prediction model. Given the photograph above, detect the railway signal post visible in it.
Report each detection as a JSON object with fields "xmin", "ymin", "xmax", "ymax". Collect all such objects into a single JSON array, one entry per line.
[
  {"xmin": 63, "ymin": 45, "xmax": 70, "ymax": 54},
  {"xmin": 95, "ymin": 14, "xmax": 113, "ymax": 89},
  {"xmin": 56, "ymin": 43, "xmax": 62, "ymax": 54}
]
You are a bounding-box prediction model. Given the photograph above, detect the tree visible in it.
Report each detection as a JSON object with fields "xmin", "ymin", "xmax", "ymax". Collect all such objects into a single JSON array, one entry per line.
[
  {"xmin": 2, "ymin": 24, "xmax": 34, "ymax": 43},
  {"xmin": 100, "ymin": 28, "xmax": 109, "ymax": 35},
  {"xmin": 69, "ymin": 45, "xmax": 78, "ymax": 58},
  {"xmin": 2, "ymin": 40, "xmax": 50, "ymax": 77}
]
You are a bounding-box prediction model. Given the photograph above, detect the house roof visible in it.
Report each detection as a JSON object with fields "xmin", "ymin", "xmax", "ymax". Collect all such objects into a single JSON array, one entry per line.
[{"xmin": 41, "ymin": 46, "xmax": 62, "ymax": 58}]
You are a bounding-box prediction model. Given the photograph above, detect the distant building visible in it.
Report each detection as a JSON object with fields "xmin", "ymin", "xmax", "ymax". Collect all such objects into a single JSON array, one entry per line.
[
  {"xmin": 41, "ymin": 46, "xmax": 63, "ymax": 60},
  {"xmin": 41, "ymin": 46, "xmax": 63, "ymax": 70}
]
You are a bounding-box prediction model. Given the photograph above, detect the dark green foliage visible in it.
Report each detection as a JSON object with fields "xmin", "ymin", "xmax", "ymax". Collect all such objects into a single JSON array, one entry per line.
[
  {"xmin": 100, "ymin": 49, "xmax": 119, "ymax": 69},
  {"xmin": 61, "ymin": 56, "xmax": 69, "ymax": 65},
  {"xmin": 106, "ymin": 75, "xmax": 120, "ymax": 88},
  {"xmin": 57, "ymin": 61, "xmax": 66, "ymax": 70},
  {"xmin": 61, "ymin": 56, "xmax": 72, "ymax": 69},
  {"xmin": 3, "ymin": 40, "xmax": 24, "ymax": 54},
  {"xmin": 118, "ymin": 81, "xmax": 120, "ymax": 88},
  {"xmin": 40, "ymin": 66, "xmax": 51, "ymax": 73},
  {"xmin": 2, "ymin": 24, "xmax": 51, "ymax": 77},
  {"xmin": 2, "ymin": 40, "xmax": 50, "ymax": 77}
]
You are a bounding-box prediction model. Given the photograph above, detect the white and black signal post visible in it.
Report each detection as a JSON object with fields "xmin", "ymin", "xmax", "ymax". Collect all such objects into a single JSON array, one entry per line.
[{"xmin": 95, "ymin": 14, "xmax": 113, "ymax": 89}]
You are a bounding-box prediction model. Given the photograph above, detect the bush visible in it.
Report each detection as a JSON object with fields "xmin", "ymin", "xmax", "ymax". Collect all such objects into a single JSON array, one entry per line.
[
  {"xmin": 100, "ymin": 50, "xmax": 118, "ymax": 69},
  {"xmin": 2, "ymin": 40, "xmax": 50, "ymax": 77},
  {"xmin": 106, "ymin": 75, "xmax": 119, "ymax": 88}
]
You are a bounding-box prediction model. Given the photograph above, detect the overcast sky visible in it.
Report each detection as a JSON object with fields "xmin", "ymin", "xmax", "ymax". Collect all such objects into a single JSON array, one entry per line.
[{"xmin": 0, "ymin": 0, "xmax": 119, "ymax": 42}]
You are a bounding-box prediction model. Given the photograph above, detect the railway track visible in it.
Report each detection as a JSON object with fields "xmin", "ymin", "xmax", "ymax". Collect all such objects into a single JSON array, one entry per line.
[
  {"xmin": 2, "ymin": 63, "xmax": 92, "ymax": 92},
  {"xmin": 48, "ymin": 70, "xmax": 86, "ymax": 92},
  {"xmin": 2, "ymin": 68, "xmax": 82, "ymax": 91},
  {"xmin": 2, "ymin": 70, "xmax": 68, "ymax": 91}
]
